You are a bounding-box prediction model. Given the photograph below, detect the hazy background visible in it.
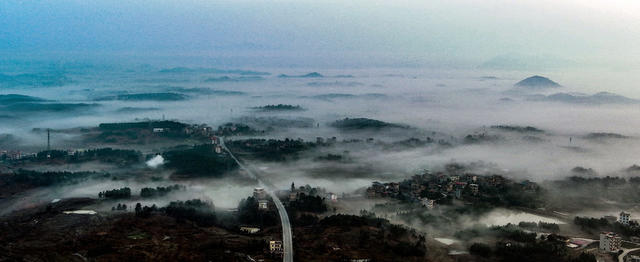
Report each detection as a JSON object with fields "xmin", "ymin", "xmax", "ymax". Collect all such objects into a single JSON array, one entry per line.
[{"xmin": 2, "ymin": 0, "xmax": 640, "ymax": 203}]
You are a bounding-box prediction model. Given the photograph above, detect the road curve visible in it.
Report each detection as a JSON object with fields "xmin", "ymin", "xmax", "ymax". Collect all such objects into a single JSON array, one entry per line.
[
  {"xmin": 619, "ymin": 247, "xmax": 640, "ymax": 262},
  {"xmin": 219, "ymin": 138, "xmax": 293, "ymax": 262}
]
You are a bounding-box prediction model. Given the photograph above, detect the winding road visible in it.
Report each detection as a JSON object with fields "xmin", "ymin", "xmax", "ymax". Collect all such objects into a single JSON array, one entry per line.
[{"xmin": 219, "ymin": 138, "xmax": 293, "ymax": 262}]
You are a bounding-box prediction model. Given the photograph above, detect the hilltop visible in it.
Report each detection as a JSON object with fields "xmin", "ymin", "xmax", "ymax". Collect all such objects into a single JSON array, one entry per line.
[{"xmin": 515, "ymin": 75, "xmax": 561, "ymax": 88}]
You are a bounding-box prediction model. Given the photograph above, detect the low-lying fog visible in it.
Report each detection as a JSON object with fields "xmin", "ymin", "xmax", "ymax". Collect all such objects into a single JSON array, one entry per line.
[{"xmin": 3, "ymin": 62, "xmax": 640, "ymax": 210}]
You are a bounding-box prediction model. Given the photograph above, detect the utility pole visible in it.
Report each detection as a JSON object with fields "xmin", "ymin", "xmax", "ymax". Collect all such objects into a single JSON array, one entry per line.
[{"xmin": 47, "ymin": 128, "xmax": 50, "ymax": 152}]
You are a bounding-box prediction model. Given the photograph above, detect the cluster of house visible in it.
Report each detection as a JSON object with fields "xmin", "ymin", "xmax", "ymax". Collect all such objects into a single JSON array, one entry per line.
[
  {"xmin": 596, "ymin": 212, "xmax": 634, "ymax": 254},
  {"xmin": 366, "ymin": 171, "xmax": 530, "ymax": 209},
  {"xmin": 286, "ymin": 182, "xmax": 338, "ymax": 203},
  {"xmin": 209, "ymin": 136, "xmax": 223, "ymax": 154},
  {"xmin": 0, "ymin": 150, "xmax": 32, "ymax": 160}
]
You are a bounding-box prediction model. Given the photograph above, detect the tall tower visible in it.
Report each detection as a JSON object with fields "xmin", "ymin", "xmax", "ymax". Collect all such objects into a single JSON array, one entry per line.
[{"xmin": 47, "ymin": 129, "xmax": 50, "ymax": 152}]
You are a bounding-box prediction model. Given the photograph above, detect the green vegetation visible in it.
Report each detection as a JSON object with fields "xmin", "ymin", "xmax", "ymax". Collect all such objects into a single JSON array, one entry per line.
[
  {"xmin": 227, "ymin": 138, "xmax": 314, "ymax": 161},
  {"xmin": 4, "ymin": 102, "xmax": 97, "ymax": 113},
  {"xmin": 99, "ymin": 187, "xmax": 132, "ymax": 199},
  {"xmin": 331, "ymin": 117, "xmax": 407, "ymax": 131},
  {"xmin": 252, "ymin": 104, "xmax": 303, "ymax": 111},
  {"xmin": 163, "ymin": 144, "xmax": 238, "ymax": 177},
  {"xmin": 237, "ymin": 196, "xmax": 279, "ymax": 227},
  {"xmin": 574, "ymin": 216, "xmax": 640, "ymax": 237},
  {"xmin": 164, "ymin": 199, "xmax": 217, "ymax": 226},
  {"xmin": 140, "ymin": 184, "xmax": 185, "ymax": 198},
  {"xmin": 33, "ymin": 148, "xmax": 142, "ymax": 166},
  {"xmin": 98, "ymin": 120, "xmax": 188, "ymax": 131},
  {"xmin": 216, "ymin": 123, "xmax": 260, "ymax": 136},
  {"xmin": 95, "ymin": 93, "xmax": 187, "ymax": 101},
  {"xmin": 9, "ymin": 169, "xmax": 100, "ymax": 186},
  {"xmin": 491, "ymin": 125, "xmax": 544, "ymax": 133},
  {"xmin": 289, "ymin": 194, "xmax": 327, "ymax": 213}
]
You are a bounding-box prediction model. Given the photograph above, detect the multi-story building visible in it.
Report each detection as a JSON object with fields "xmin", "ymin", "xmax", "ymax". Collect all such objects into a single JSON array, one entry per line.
[
  {"xmin": 620, "ymin": 212, "xmax": 631, "ymax": 225},
  {"xmin": 269, "ymin": 240, "xmax": 283, "ymax": 254},
  {"xmin": 599, "ymin": 232, "xmax": 622, "ymax": 252}
]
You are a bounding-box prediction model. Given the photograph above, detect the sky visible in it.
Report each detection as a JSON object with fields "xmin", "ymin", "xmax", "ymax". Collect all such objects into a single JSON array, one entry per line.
[{"xmin": 0, "ymin": 0, "xmax": 639, "ymax": 68}]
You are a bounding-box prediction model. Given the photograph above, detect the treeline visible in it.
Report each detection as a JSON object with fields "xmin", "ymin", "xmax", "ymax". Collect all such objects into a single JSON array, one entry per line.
[
  {"xmin": 10, "ymin": 169, "xmax": 100, "ymax": 186},
  {"xmin": 253, "ymin": 104, "xmax": 303, "ymax": 111},
  {"xmin": 35, "ymin": 148, "xmax": 141, "ymax": 166},
  {"xmin": 163, "ymin": 144, "xmax": 238, "ymax": 177},
  {"xmin": 134, "ymin": 199, "xmax": 216, "ymax": 226},
  {"xmin": 228, "ymin": 138, "xmax": 314, "ymax": 161},
  {"xmin": 574, "ymin": 216, "xmax": 640, "ymax": 236},
  {"xmin": 318, "ymin": 212, "xmax": 426, "ymax": 257},
  {"xmin": 216, "ymin": 123, "xmax": 260, "ymax": 136},
  {"xmin": 518, "ymin": 221, "xmax": 560, "ymax": 232},
  {"xmin": 288, "ymin": 194, "xmax": 327, "ymax": 213},
  {"xmin": 164, "ymin": 199, "xmax": 217, "ymax": 226},
  {"xmin": 99, "ymin": 187, "xmax": 131, "ymax": 199},
  {"xmin": 467, "ymin": 231, "xmax": 596, "ymax": 262},
  {"xmin": 237, "ymin": 196, "xmax": 279, "ymax": 227},
  {"xmin": 140, "ymin": 184, "xmax": 185, "ymax": 198},
  {"xmin": 98, "ymin": 120, "xmax": 188, "ymax": 131}
]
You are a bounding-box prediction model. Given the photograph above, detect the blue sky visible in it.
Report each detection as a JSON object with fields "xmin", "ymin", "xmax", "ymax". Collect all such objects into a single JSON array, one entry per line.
[{"xmin": 0, "ymin": 0, "xmax": 639, "ymax": 68}]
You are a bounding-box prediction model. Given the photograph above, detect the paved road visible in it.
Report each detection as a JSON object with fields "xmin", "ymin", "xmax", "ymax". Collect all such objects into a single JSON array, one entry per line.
[
  {"xmin": 219, "ymin": 138, "xmax": 293, "ymax": 262},
  {"xmin": 619, "ymin": 247, "xmax": 640, "ymax": 262}
]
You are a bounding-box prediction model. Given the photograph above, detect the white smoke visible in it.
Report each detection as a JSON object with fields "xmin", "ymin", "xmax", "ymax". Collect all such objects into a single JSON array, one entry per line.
[{"xmin": 146, "ymin": 155, "xmax": 165, "ymax": 168}]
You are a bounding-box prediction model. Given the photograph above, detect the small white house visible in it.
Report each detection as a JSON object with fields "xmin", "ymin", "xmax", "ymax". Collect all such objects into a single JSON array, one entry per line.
[{"xmin": 258, "ymin": 200, "xmax": 269, "ymax": 210}]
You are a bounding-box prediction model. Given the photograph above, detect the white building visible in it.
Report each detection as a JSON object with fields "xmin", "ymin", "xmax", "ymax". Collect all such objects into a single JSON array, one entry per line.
[
  {"xmin": 327, "ymin": 192, "xmax": 338, "ymax": 202},
  {"xmin": 599, "ymin": 232, "xmax": 622, "ymax": 252},
  {"xmin": 258, "ymin": 199, "xmax": 269, "ymax": 210},
  {"xmin": 239, "ymin": 226, "xmax": 260, "ymax": 234},
  {"xmin": 421, "ymin": 198, "xmax": 435, "ymax": 209},
  {"xmin": 620, "ymin": 212, "xmax": 631, "ymax": 225}
]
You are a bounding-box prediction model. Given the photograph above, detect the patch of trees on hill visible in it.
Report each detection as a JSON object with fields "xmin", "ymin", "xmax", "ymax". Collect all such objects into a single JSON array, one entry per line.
[
  {"xmin": 34, "ymin": 148, "xmax": 141, "ymax": 166},
  {"xmin": 289, "ymin": 194, "xmax": 327, "ymax": 213},
  {"xmin": 163, "ymin": 144, "xmax": 238, "ymax": 177},
  {"xmin": 331, "ymin": 117, "xmax": 407, "ymax": 131},
  {"xmin": 164, "ymin": 199, "xmax": 217, "ymax": 226},
  {"xmin": 140, "ymin": 184, "xmax": 185, "ymax": 198},
  {"xmin": 228, "ymin": 138, "xmax": 314, "ymax": 161},
  {"xmin": 237, "ymin": 196, "xmax": 279, "ymax": 227},
  {"xmin": 99, "ymin": 187, "xmax": 131, "ymax": 199},
  {"xmin": 10, "ymin": 169, "xmax": 100, "ymax": 186},
  {"xmin": 252, "ymin": 104, "xmax": 303, "ymax": 112},
  {"xmin": 98, "ymin": 121, "xmax": 188, "ymax": 131}
]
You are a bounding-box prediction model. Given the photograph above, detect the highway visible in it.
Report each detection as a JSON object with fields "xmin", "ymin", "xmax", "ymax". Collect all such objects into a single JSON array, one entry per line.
[{"xmin": 219, "ymin": 138, "xmax": 293, "ymax": 262}]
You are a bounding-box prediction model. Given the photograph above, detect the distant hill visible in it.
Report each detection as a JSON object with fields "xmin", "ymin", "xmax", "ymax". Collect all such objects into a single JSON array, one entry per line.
[
  {"xmin": 204, "ymin": 76, "xmax": 264, "ymax": 82},
  {"xmin": 252, "ymin": 104, "xmax": 304, "ymax": 112},
  {"xmin": 527, "ymin": 92, "xmax": 639, "ymax": 104},
  {"xmin": 515, "ymin": 76, "xmax": 561, "ymax": 88},
  {"xmin": 331, "ymin": 118, "xmax": 407, "ymax": 131},
  {"xmin": 159, "ymin": 67, "xmax": 270, "ymax": 76},
  {"xmin": 0, "ymin": 73, "xmax": 70, "ymax": 87},
  {"xmin": 95, "ymin": 93, "xmax": 187, "ymax": 101},
  {"xmin": 278, "ymin": 72, "xmax": 324, "ymax": 78},
  {"xmin": 0, "ymin": 94, "xmax": 46, "ymax": 104},
  {"xmin": 491, "ymin": 125, "xmax": 544, "ymax": 133},
  {"xmin": 583, "ymin": 132, "xmax": 629, "ymax": 140}
]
